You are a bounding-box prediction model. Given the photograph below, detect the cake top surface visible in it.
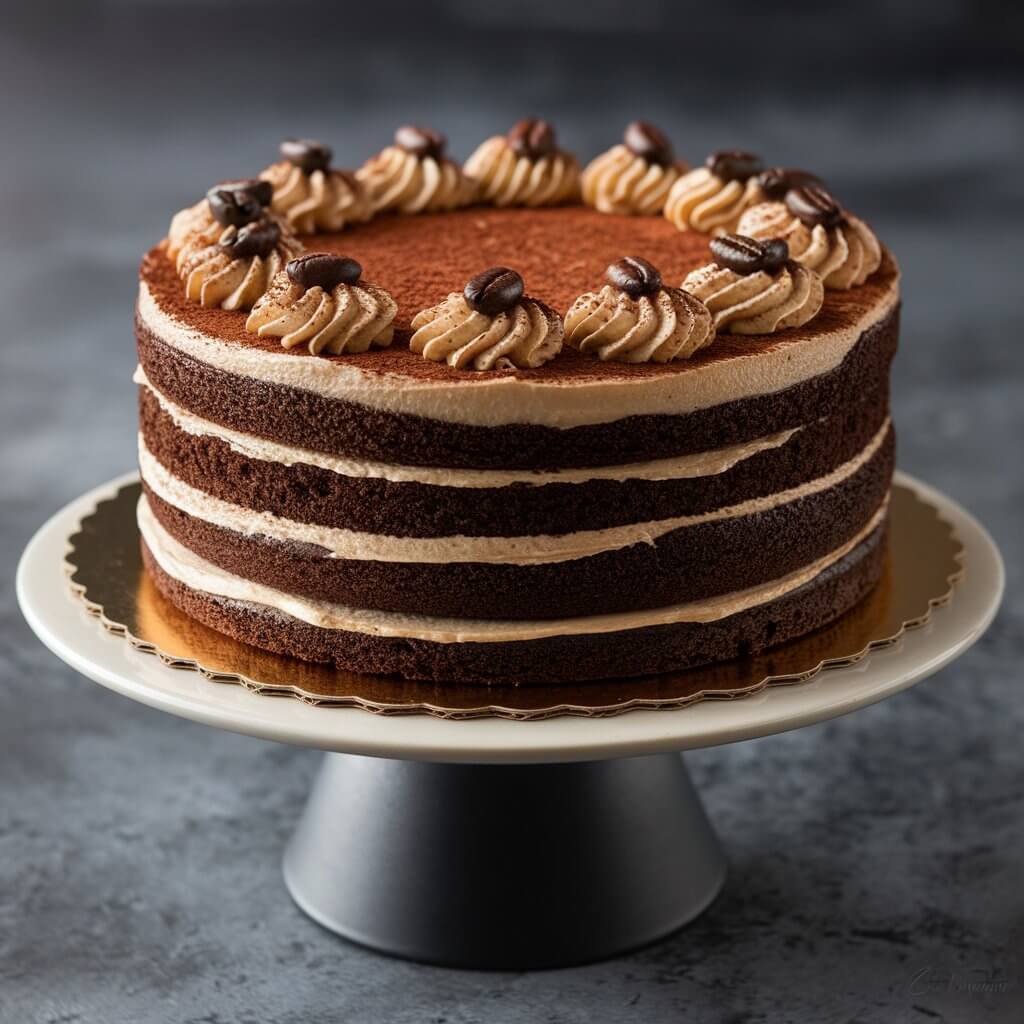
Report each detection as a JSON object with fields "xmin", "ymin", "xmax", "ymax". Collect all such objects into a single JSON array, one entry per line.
[{"xmin": 143, "ymin": 205, "xmax": 899, "ymax": 386}]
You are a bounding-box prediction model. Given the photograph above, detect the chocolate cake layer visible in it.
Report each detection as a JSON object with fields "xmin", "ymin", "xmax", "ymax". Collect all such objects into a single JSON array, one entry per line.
[
  {"xmin": 139, "ymin": 380, "xmax": 890, "ymax": 537},
  {"xmin": 142, "ymin": 427, "xmax": 893, "ymax": 619},
  {"xmin": 140, "ymin": 521, "xmax": 887, "ymax": 684},
  {"xmin": 137, "ymin": 305, "xmax": 898, "ymax": 470}
]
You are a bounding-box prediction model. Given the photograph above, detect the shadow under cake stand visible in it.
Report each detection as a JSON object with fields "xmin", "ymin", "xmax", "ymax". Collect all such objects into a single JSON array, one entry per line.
[{"xmin": 17, "ymin": 472, "xmax": 1003, "ymax": 969}]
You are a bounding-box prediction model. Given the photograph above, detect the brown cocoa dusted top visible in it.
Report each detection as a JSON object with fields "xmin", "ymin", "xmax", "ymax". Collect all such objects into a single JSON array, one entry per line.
[
  {"xmin": 464, "ymin": 267, "xmax": 525, "ymax": 316},
  {"xmin": 705, "ymin": 150, "xmax": 763, "ymax": 183},
  {"xmin": 758, "ymin": 167, "xmax": 825, "ymax": 201},
  {"xmin": 280, "ymin": 138, "xmax": 332, "ymax": 174},
  {"xmin": 287, "ymin": 253, "xmax": 363, "ymax": 291},
  {"xmin": 709, "ymin": 234, "xmax": 789, "ymax": 276},
  {"xmin": 507, "ymin": 118, "xmax": 557, "ymax": 159},
  {"xmin": 623, "ymin": 121, "xmax": 674, "ymax": 166},
  {"xmin": 395, "ymin": 124, "xmax": 446, "ymax": 159},
  {"xmin": 606, "ymin": 256, "xmax": 663, "ymax": 297},
  {"xmin": 785, "ymin": 185, "xmax": 845, "ymax": 228}
]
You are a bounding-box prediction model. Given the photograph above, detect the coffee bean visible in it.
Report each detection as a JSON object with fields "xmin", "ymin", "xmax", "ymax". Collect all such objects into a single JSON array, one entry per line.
[
  {"xmin": 394, "ymin": 124, "xmax": 446, "ymax": 160},
  {"xmin": 222, "ymin": 219, "xmax": 281, "ymax": 260},
  {"xmin": 507, "ymin": 118, "xmax": 556, "ymax": 158},
  {"xmin": 709, "ymin": 234, "xmax": 788, "ymax": 275},
  {"xmin": 785, "ymin": 184, "xmax": 844, "ymax": 227},
  {"xmin": 287, "ymin": 253, "xmax": 362, "ymax": 290},
  {"xmin": 605, "ymin": 256, "xmax": 662, "ymax": 297},
  {"xmin": 206, "ymin": 181, "xmax": 270, "ymax": 227},
  {"xmin": 623, "ymin": 121, "xmax": 673, "ymax": 165},
  {"xmin": 758, "ymin": 166, "xmax": 824, "ymax": 201},
  {"xmin": 761, "ymin": 238, "xmax": 790, "ymax": 274},
  {"xmin": 464, "ymin": 267, "xmax": 524, "ymax": 316},
  {"xmin": 705, "ymin": 150, "xmax": 763, "ymax": 182},
  {"xmin": 280, "ymin": 138, "xmax": 332, "ymax": 174}
]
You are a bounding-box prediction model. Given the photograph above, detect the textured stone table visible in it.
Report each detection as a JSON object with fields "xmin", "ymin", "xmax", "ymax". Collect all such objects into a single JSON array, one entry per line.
[{"xmin": 1, "ymin": 6, "xmax": 1021, "ymax": 1022}]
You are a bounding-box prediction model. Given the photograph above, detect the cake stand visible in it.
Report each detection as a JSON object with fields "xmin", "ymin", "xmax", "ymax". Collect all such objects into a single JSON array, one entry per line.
[{"xmin": 17, "ymin": 472, "xmax": 1003, "ymax": 969}]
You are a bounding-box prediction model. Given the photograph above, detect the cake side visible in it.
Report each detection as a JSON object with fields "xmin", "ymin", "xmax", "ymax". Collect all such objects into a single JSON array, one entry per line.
[{"xmin": 137, "ymin": 135, "xmax": 898, "ymax": 683}]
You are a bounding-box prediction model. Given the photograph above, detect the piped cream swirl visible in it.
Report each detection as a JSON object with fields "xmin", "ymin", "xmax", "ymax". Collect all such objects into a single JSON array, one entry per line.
[
  {"xmin": 167, "ymin": 199, "xmax": 216, "ymax": 261},
  {"xmin": 259, "ymin": 162, "xmax": 372, "ymax": 234},
  {"xmin": 564, "ymin": 285, "xmax": 714, "ymax": 363},
  {"xmin": 664, "ymin": 168, "xmax": 763, "ymax": 234},
  {"xmin": 410, "ymin": 293, "xmax": 563, "ymax": 371},
  {"xmin": 682, "ymin": 260, "xmax": 824, "ymax": 335},
  {"xmin": 581, "ymin": 146, "xmax": 681, "ymax": 216},
  {"xmin": 736, "ymin": 202, "xmax": 882, "ymax": 289},
  {"xmin": 245, "ymin": 271, "xmax": 396, "ymax": 355},
  {"xmin": 356, "ymin": 147, "xmax": 477, "ymax": 214},
  {"xmin": 176, "ymin": 223, "xmax": 302, "ymax": 311},
  {"xmin": 464, "ymin": 137, "xmax": 580, "ymax": 207}
]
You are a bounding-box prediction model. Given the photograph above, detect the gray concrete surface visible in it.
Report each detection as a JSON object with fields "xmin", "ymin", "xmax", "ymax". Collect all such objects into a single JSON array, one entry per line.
[{"xmin": 1, "ymin": 4, "xmax": 1021, "ymax": 1022}]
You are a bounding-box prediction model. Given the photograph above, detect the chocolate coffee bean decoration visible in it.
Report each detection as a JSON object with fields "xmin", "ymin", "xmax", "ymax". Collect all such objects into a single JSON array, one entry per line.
[
  {"xmin": 206, "ymin": 181, "xmax": 270, "ymax": 227},
  {"xmin": 606, "ymin": 256, "xmax": 662, "ymax": 297},
  {"xmin": 286, "ymin": 253, "xmax": 362, "ymax": 291},
  {"xmin": 280, "ymin": 138, "xmax": 332, "ymax": 174},
  {"xmin": 507, "ymin": 118, "xmax": 556, "ymax": 158},
  {"xmin": 623, "ymin": 121, "xmax": 673, "ymax": 165},
  {"xmin": 222, "ymin": 219, "xmax": 281, "ymax": 260},
  {"xmin": 758, "ymin": 166, "xmax": 824, "ymax": 201},
  {"xmin": 760, "ymin": 238, "xmax": 790, "ymax": 274},
  {"xmin": 710, "ymin": 234, "xmax": 789, "ymax": 275},
  {"xmin": 395, "ymin": 125, "xmax": 446, "ymax": 160},
  {"xmin": 705, "ymin": 150, "xmax": 764, "ymax": 182},
  {"xmin": 785, "ymin": 185, "xmax": 844, "ymax": 228},
  {"xmin": 464, "ymin": 267, "xmax": 524, "ymax": 316}
]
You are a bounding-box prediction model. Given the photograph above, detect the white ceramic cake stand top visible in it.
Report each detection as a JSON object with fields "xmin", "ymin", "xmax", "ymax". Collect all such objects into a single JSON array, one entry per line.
[{"xmin": 18, "ymin": 471, "xmax": 1003, "ymax": 765}]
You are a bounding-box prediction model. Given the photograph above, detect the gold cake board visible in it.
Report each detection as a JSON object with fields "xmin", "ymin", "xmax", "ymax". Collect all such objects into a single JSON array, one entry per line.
[{"xmin": 65, "ymin": 481, "xmax": 963, "ymax": 721}]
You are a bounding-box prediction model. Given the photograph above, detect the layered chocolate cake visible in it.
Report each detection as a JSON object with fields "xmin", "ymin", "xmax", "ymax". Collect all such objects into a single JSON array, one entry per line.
[{"xmin": 136, "ymin": 125, "xmax": 898, "ymax": 684}]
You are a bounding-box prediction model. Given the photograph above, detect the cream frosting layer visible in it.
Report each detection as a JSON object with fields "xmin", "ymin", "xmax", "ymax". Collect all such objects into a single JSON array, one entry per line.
[
  {"xmin": 137, "ymin": 271, "xmax": 899, "ymax": 429},
  {"xmin": 139, "ymin": 419, "xmax": 889, "ymax": 563},
  {"xmin": 139, "ymin": 494, "xmax": 887, "ymax": 643},
  {"xmin": 136, "ymin": 368, "xmax": 800, "ymax": 486}
]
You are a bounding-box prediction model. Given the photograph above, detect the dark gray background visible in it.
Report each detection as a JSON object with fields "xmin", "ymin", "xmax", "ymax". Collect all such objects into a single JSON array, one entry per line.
[{"xmin": 2, "ymin": 2, "xmax": 1022, "ymax": 1021}]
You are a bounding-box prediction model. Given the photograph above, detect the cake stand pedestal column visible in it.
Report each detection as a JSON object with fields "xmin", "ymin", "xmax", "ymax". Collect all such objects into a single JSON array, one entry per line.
[{"xmin": 283, "ymin": 751, "xmax": 725, "ymax": 968}]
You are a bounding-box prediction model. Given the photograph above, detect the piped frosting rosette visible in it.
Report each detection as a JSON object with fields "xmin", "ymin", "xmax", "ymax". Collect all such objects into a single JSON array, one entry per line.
[
  {"xmin": 664, "ymin": 150, "xmax": 765, "ymax": 234},
  {"xmin": 245, "ymin": 253, "xmax": 396, "ymax": 355},
  {"xmin": 464, "ymin": 119, "xmax": 580, "ymax": 207},
  {"xmin": 410, "ymin": 267, "xmax": 563, "ymax": 371},
  {"xmin": 581, "ymin": 121, "xmax": 686, "ymax": 216},
  {"xmin": 260, "ymin": 138, "xmax": 372, "ymax": 234},
  {"xmin": 176, "ymin": 210, "xmax": 302, "ymax": 312},
  {"xmin": 737, "ymin": 185, "xmax": 882, "ymax": 289},
  {"xmin": 357, "ymin": 125, "xmax": 477, "ymax": 214},
  {"xmin": 564, "ymin": 257, "xmax": 714, "ymax": 363},
  {"xmin": 166, "ymin": 179, "xmax": 274, "ymax": 261},
  {"xmin": 682, "ymin": 235, "xmax": 824, "ymax": 334}
]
